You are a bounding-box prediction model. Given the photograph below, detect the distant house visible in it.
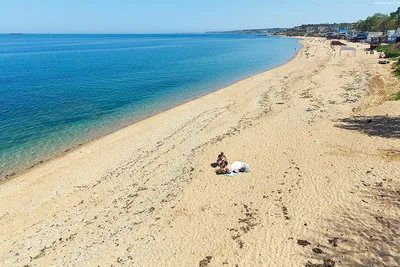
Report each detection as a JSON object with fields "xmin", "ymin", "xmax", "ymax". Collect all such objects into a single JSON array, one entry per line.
[
  {"xmin": 293, "ymin": 26, "xmax": 302, "ymax": 31},
  {"xmin": 306, "ymin": 26, "xmax": 315, "ymax": 32},
  {"xmin": 329, "ymin": 26, "xmax": 340, "ymax": 32},
  {"xmin": 387, "ymin": 30, "xmax": 399, "ymax": 42},
  {"xmin": 318, "ymin": 26, "xmax": 329, "ymax": 32},
  {"xmin": 342, "ymin": 24, "xmax": 354, "ymax": 30},
  {"xmin": 367, "ymin": 32, "xmax": 383, "ymax": 41}
]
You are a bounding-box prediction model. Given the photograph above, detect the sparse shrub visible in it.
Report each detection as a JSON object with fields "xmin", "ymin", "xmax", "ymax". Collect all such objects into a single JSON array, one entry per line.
[
  {"xmin": 376, "ymin": 44, "xmax": 400, "ymax": 58},
  {"xmin": 395, "ymin": 91, "xmax": 400, "ymax": 100}
]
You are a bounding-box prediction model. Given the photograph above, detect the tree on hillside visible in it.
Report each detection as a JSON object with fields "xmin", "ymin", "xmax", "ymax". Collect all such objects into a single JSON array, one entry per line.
[
  {"xmin": 355, "ymin": 9, "xmax": 400, "ymax": 32},
  {"xmin": 355, "ymin": 13, "xmax": 388, "ymax": 31},
  {"xmin": 389, "ymin": 7, "xmax": 400, "ymax": 28}
]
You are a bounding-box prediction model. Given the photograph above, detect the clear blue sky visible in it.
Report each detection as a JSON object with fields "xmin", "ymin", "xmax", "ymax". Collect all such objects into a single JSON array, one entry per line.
[{"xmin": 0, "ymin": 0, "xmax": 398, "ymax": 33}]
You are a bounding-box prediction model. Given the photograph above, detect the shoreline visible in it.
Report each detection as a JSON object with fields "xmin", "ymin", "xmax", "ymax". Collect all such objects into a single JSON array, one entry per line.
[{"xmin": 1, "ymin": 37, "xmax": 303, "ymax": 184}]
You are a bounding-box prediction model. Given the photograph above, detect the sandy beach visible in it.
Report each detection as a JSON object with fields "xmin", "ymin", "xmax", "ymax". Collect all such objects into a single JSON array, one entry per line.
[{"xmin": 1, "ymin": 38, "xmax": 399, "ymax": 266}]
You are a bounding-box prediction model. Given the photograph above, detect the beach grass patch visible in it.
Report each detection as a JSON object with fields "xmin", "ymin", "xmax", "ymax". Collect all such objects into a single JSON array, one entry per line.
[
  {"xmin": 394, "ymin": 91, "xmax": 400, "ymax": 101},
  {"xmin": 377, "ymin": 44, "xmax": 400, "ymax": 58},
  {"xmin": 394, "ymin": 62, "xmax": 400, "ymax": 77}
]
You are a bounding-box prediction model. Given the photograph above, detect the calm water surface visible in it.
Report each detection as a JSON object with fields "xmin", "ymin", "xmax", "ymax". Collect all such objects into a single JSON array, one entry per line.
[{"xmin": 0, "ymin": 34, "xmax": 302, "ymax": 179}]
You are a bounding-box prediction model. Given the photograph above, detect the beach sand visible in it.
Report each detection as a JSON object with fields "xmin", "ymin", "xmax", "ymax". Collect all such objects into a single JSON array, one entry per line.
[{"xmin": 0, "ymin": 38, "xmax": 399, "ymax": 266}]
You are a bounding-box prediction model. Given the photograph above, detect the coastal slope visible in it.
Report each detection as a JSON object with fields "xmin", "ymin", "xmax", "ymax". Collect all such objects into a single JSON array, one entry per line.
[{"xmin": 0, "ymin": 38, "xmax": 399, "ymax": 266}]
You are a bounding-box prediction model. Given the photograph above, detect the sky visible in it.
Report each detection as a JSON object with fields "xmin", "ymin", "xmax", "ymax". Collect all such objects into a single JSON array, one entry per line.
[{"xmin": 0, "ymin": 0, "xmax": 398, "ymax": 33}]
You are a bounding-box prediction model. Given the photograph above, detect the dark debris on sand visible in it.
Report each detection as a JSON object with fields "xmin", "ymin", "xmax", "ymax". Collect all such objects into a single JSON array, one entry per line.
[
  {"xmin": 328, "ymin": 237, "xmax": 339, "ymax": 247},
  {"xmin": 305, "ymin": 259, "xmax": 335, "ymax": 267},
  {"xmin": 297, "ymin": 239, "xmax": 311, "ymax": 247},
  {"xmin": 199, "ymin": 256, "xmax": 212, "ymax": 267},
  {"xmin": 312, "ymin": 248, "xmax": 323, "ymax": 254}
]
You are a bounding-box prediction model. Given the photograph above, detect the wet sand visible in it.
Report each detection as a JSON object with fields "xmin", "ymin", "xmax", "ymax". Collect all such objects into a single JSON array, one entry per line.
[{"xmin": 0, "ymin": 38, "xmax": 399, "ymax": 266}]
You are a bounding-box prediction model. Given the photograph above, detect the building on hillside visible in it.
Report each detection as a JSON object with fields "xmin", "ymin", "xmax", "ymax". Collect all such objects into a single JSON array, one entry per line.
[
  {"xmin": 318, "ymin": 26, "xmax": 329, "ymax": 32},
  {"xmin": 329, "ymin": 26, "xmax": 340, "ymax": 32},
  {"xmin": 306, "ymin": 26, "xmax": 315, "ymax": 32},
  {"xmin": 343, "ymin": 24, "xmax": 354, "ymax": 30}
]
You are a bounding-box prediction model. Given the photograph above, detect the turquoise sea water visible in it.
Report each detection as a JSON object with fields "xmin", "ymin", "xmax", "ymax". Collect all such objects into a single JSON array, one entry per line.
[{"xmin": 0, "ymin": 34, "xmax": 301, "ymax": 179}]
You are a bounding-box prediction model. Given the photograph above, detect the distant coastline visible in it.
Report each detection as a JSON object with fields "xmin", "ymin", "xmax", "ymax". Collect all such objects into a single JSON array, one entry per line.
[{"xmin": 205, "ymin": 28, "xmax": 286, "ymax": 35}]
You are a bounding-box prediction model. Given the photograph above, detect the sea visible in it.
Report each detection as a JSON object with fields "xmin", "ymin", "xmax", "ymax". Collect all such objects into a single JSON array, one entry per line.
[{"xmin": 0, "ymin": 34, "xmax": 302, "ymax": 179}]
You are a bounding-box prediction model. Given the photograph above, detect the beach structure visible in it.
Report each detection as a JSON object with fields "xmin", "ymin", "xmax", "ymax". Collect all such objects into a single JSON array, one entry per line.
[
  {"xmin": 338, "ymin": 29, "xmax": 348, "ymax": 39},
  {"xmin": 367, "ymin": 32, "xmax": 384, "ymax": 42},
  {"xmin": 325, "ymin": 32, "xmax": 340, "ymax": 39},
  {"xmin": 339, "ymin": 46, "xmax": 356, "ymax": 56},
  {"xmin": 388, "ymin": 28, "xmax": 400, "ymax": 43},
  {"xmin": 346, "ymin": 31, "xmax": 358, "ymax": 40},
  {"xmin": 350, "ymin": 32, "xmax": 368, "ymax": 42}
]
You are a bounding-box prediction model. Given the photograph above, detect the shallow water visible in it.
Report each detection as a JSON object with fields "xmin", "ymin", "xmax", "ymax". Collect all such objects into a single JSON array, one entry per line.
[{"xmin": 0, "ymin": 34, "xmax": 302, "ymax": 179}]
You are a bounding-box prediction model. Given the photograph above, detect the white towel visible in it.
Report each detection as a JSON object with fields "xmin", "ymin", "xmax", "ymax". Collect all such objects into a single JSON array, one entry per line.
[{"xmin": 231, "ymin": 161, "xmax": 245, "ymax": 173}]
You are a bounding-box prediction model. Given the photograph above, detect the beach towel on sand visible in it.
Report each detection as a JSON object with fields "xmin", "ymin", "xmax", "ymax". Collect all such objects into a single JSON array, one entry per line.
[
  {"xmin": 231, "ymin": 161, "xmax": 250, "ymax": 173},
  {"xmin": 231, "ymin": 161, "xmax": 244, "ymax": 173},
  {"xmin": 224, "ymin": 172, "xmax": 238, "ymax": 177}
]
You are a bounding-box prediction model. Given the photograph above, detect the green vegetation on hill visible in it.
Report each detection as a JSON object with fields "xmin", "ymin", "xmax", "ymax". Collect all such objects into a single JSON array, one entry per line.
[
  {"xmin": 286, "ymin": 31, "xmax": 307, "ymax": 37},
  {"xmin": 354, "ymin": 7, "xmax": 400, "ymax": 31}
]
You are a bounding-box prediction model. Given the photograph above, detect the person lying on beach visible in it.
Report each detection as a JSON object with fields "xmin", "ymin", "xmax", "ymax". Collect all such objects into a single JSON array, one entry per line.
[{"xmin": 217, "ymin": 152, "xmax": 227, "ymax": 167}]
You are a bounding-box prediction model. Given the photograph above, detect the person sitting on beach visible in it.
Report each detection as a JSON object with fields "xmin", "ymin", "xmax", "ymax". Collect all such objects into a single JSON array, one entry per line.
[
  {"xmin": 217, "ymin": 152, "xmax": 227, "ymax": 167},
  {"xmin": 216, "ymin": 160, "xmax": 231, "ymax": 174}
]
